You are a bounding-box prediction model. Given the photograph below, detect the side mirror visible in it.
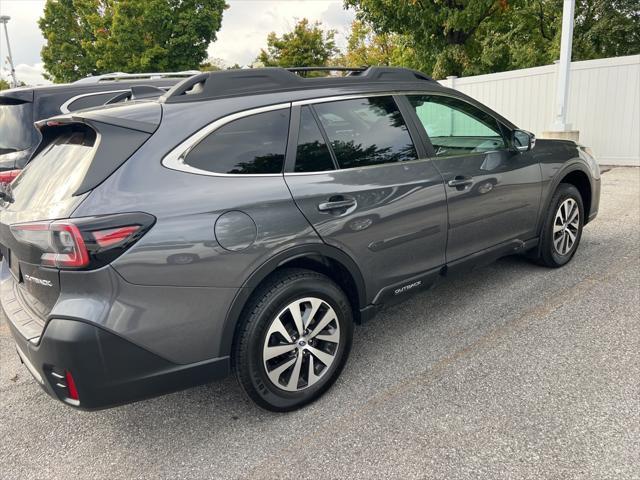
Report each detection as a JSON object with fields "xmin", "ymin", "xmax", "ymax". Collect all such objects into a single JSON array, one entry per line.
[{"xmin": 513, "ymin": 129, "xmax": 536, "ymax": 152}]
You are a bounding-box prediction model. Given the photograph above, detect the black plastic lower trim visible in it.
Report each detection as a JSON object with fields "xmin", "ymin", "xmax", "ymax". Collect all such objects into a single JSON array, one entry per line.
[{"xmin": 7, "ymin": 317, "xmax": 230, "ymax": 410}]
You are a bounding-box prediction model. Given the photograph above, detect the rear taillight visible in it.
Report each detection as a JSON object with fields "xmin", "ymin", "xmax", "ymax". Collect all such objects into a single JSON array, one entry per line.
[
  {"xmin": 12, "ymin": 222, "xmax": 90, "ymax": 268},
  {"xmin": 10, "ymin": 213, "xmax": 155, "ymax": 270},
  {"xmin": 0, "ymin": 169, "xmax": 21, "ymax": 185}
]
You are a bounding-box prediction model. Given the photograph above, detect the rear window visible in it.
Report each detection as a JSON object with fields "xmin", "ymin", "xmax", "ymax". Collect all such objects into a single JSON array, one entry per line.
[
  {"xmin": 0, "ymin": 99, "xmax": 38, "ymax": 154},
  {"xmin": 9, "ymin": 126, "xmax": 97, "ymax": 210},
  {"xmin": 184, "ymin": 109, "xmax": 290, "ymax": 174}
]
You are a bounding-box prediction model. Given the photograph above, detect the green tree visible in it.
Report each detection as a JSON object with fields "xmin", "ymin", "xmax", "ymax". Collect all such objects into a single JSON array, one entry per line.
[
  {"xmin": 337, "ymin": 20, "xmax": 418, "ymax": 68},
  {"xmin": 345, "ymin": 0, "xmax": 511, "ymax": 78},
  {"xmin": 0, "ymin": 78, "xmax": 10, "ymax": 91},
  {"xmin": 39, "ymin": 0, "xmax": 228, "ymax": 83},
  {"xmin": 477, "ymin": 0, "xmax": 640, "ymax": 74},
  {"xmin": 345, "ymin": 0, "xmax": 640, "ymax": 78},
  {"xmin": 257, "ymin": 18, "xmax": 339, "ymax": 69}
]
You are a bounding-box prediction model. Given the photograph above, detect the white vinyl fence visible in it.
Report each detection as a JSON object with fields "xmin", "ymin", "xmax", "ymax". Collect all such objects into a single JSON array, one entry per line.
[{"xmin": 439, "ymin": 55, "xmax": 640, "ymax": 166}]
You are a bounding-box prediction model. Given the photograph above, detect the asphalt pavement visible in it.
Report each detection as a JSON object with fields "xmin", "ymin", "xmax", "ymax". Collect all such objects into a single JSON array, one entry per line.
[{"xmin": 1, "ymin": 167, "xmax": 638, "ymax": 480}]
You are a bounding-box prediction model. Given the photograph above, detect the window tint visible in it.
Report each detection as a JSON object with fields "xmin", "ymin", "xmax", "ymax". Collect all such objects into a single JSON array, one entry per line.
[
  {"xmin": 407, "ymin": 95, "xmax": 506, "ymax": 157},
  {"xmin": 295, "ymin": 106, "xmax": 335, "ymax": 173},
  {"xmin": 10, "ymin": 126, "xmax": 96, "ymax": 211},
  {"xmin": 184, "ymin": 109, "xmax": 290, "ymax": 174},
  {"xmin": 314, "ymin": 96, "xmax": 417, "ymax": 169}
]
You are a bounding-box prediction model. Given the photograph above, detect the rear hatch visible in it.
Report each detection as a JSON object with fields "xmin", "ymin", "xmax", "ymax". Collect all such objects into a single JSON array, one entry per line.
[{"xmin": 0, "ymin": 102, "xmax": 160, "ymax": 334}]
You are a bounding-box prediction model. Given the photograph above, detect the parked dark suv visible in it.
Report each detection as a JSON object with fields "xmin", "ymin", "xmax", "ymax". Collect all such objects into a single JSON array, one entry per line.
[
  {"xmin": 0, "ymin": 71, "xmax": 196, "ymax": 182},
  {"xmin": 0, "ymin": 67, "xmax": 600, "ymax": 411}
]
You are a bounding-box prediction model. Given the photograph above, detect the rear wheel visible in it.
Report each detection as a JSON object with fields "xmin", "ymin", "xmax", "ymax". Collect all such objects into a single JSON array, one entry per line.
[
  {"xmin": 234, "ymin": 268, "xmax": 353, "ymax": 411},
  {"xmin": 534, "ymin": 183, "xmax": 584, "ymax": 268}
]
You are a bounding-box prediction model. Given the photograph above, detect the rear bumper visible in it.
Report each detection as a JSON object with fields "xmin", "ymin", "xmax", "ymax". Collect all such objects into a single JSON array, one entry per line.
[{"xmin": 3, "ymin": 309, "xmax": 230, "ymax": 410}]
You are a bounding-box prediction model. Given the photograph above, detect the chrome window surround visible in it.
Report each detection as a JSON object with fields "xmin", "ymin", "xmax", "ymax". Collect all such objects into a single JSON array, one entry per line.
[
  {"xmin": 161, "ymin": 103, "xmax": 291, "ymax": 177},
  {"xmin": 161, "ymin": 91, "xmax": 511, "ymax": 178}
]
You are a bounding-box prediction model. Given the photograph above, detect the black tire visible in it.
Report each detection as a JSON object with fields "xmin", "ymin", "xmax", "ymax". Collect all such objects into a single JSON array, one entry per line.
[
  {"xmin": 534, "ymin": 183, "xmax": 584, "ymax": 268},
  {"xmin": 233, "ymin": 268, "xmax": 353, "ymax": 412}
]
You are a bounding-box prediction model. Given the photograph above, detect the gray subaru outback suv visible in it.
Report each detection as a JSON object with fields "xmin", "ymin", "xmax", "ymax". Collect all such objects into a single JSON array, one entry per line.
[{"xmin": 0, "ymin": 67, "xmax": 600, "ymax": 411}]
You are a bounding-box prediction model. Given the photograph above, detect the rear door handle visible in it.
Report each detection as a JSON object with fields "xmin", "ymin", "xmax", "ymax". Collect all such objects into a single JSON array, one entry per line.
[
  {"xmin": 447, "ymin": 176, "xmax": 473, "ymax": 188},
  {"xmin": 318, "ymin": 197, "xmax": 356, "ymax": 212}
]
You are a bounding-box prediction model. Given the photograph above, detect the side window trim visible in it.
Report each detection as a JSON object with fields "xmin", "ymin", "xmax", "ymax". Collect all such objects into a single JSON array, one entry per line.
[
  {"xmin": 162, "ymin": 102, "xmax": 291, "ymax": 177},
  {"xmin": 284, "ymin": 105, "xmax": 301, "ymax": 173},
  {"xmin": 285, "ymin": 105, "xmax": 339, "ymax": 174},
  {"xmin": 392, "ymin": 95, "xmax": 433, "ymax": 159},
  {"xmin": 308, "ymin": 105, "xmax": 340, "ymax": 170},
  {"xmin": 401, "ymin": 94, "xmax": 510, "ymax": 158}
]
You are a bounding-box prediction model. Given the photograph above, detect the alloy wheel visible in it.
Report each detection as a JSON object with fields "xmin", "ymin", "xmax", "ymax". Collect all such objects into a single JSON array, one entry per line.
[
  {"xmin": 262, "ymin": 297, "xmax": 340, "ymax": 392},
  {"xmin": 553, "ymin": 198, "xmax": 580, "ymax": 255}
]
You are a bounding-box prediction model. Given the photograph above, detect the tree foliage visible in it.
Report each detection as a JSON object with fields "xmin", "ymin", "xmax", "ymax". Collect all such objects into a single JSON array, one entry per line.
[
  {"xmin": 345, "ymin": 0, "xmax": 640, "ymax": 78},
  {"xmin": 257, "ymin": 19, "xmax": 339, "ymax": 69},
  {"xmin": 0, "ymin": 78, "xmax": 10, "ymax": 91},
  {"xmin": 337, "ymin": 20, "xmax": 418, "ymax": 68},
  {"xmin": 39, "ymin": 0, "xmax": 228, "ymax": 83},
  {"xmin": 344, "ymin": 0, "xmax": 510, "ymax": 78}
]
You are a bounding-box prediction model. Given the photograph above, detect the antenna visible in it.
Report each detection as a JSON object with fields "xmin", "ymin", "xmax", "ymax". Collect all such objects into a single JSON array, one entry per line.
[{"xmin": 0, "ymin": 15, "xmax": 18, "ymax": 88}]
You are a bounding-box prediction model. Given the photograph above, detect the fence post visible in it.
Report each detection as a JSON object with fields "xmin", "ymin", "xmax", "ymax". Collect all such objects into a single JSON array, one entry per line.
[{"xmin": 446, "ymin": 75, "xmax": 457, "ymax": 90}]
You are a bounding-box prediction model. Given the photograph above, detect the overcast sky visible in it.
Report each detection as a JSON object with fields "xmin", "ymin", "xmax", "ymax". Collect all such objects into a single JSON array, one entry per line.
[{"xmin": 0, "ymin": 0, "xmax": 355, "ymax": 85}]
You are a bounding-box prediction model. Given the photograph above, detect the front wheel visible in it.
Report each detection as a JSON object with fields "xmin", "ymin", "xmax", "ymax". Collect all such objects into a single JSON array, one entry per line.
[
  {"xmin": 234, "ymin": 268, "xmax": 353, "ymax": 411},
  {"xmin": 534, "ymin": 183, "xmax": 584, "ymax": 268}
]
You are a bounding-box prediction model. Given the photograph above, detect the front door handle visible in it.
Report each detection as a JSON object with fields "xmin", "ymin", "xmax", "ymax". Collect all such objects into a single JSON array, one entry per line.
[
  {"xmin": 318, "ymin": 197, "xmax": 357, "ymax": 212},
  {"xmin": 447, "ymin": 176, "xmax": 473, "ymax": 188}
]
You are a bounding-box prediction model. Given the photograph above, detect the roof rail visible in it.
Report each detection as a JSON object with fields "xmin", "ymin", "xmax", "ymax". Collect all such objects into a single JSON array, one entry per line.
[
  {"xmin": 162, "ymin": 67, "xmax": 436, "ymax": 104},
  {"xmin": 286, "ymin": 66, "xmax": 368, "ymax": 76},
  {"xmin": 74, "ymin": 71, "xmax": 199, "ymax": 84}
]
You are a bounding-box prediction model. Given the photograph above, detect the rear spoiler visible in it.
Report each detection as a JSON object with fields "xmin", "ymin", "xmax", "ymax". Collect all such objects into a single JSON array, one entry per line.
[{"xmin": 0, "ymin": 88, "xmax": 34, "ymax": 104}]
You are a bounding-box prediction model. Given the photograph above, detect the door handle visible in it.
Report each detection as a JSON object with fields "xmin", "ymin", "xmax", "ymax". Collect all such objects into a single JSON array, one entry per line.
[
  {"xmin": 447, "ymin": 176, "xmax": 473, "ymax": 188},
  {"xmin": 318, "ymin": 197, "xmax": 357, "ymax": 212}
]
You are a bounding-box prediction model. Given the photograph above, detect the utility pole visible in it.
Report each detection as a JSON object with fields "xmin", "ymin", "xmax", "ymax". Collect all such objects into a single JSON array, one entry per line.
[
  {"xmin": 0, "ymin": 15, "xmax": 18, "ymax": 88},
  {"xmin": 545, "ymin": 0, "xmax": 579, "ymax": 141}
]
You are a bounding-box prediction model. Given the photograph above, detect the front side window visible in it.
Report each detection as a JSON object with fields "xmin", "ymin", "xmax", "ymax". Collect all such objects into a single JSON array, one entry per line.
[
  {"xmin": 314, "ymin": 96, "xmax": 417, "ymax": 169},
  {"xmin": 407, "ymin": 95, "xmax": 506, "ymax": 157},
  {"xmin": 184, "ymin": 109, "xmax": 290, "ymax": 174},
  {"xmin": 294, "ymin": 106, "xmax": 335, "ymax": 173}
]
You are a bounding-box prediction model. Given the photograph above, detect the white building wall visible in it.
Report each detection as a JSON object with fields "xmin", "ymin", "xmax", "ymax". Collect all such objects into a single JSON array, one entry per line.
[{"xmin": 439, "ymin": 55, "xmax": 640, "ymax": 166}]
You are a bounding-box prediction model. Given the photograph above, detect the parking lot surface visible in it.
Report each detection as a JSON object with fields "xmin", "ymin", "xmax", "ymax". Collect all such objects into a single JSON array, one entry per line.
[{"xmin": 1, "ymin": 167, "xmax": 638, "ymax": 480}]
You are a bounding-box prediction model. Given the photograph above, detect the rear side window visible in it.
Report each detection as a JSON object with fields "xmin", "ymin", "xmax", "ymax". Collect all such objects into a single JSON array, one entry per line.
[
  {"xmin": 184, "ymin": 109, "xmax": 290, "ymax": 174},
  {"xmin": 295, "ymin": 106, "xmax": 335, "ymax": 173},
  {"xmin": 313, "ymin": 96, "xmax": 417, "ymax": 169},
  {"xmin": 10, "ymin": 126, "xmax": 97, "ymax": 210}
]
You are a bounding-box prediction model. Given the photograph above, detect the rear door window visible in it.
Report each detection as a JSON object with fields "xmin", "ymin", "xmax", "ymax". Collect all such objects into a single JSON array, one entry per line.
[
  {"xmin": 313, "ymin": 96, "xmax": 418, "ymax": 169},
  {"xmin": 184, "ymin": 109, "xmax": 290, "ymax": 174},
  {"xmin": 294, "ymin": 106, "xmax": 336, "ymax": 173}
]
